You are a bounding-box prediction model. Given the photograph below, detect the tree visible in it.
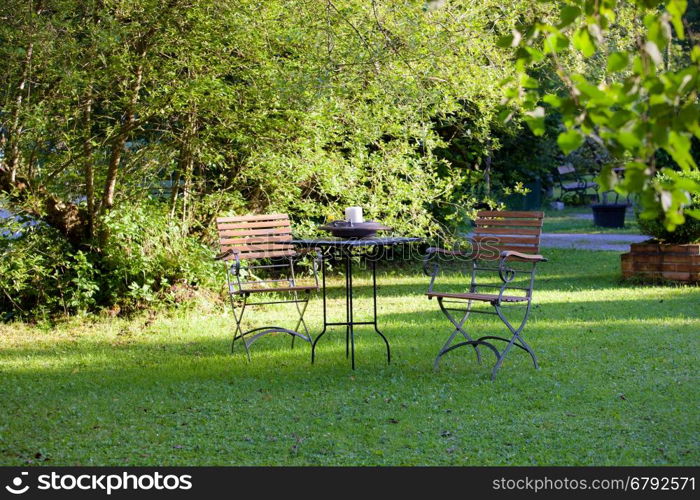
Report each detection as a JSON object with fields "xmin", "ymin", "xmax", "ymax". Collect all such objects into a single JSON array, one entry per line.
[
  {"xmin": 501, "ymin": 0, "xmax": 700, "ymax": 229},
  {"xmin": 0, "ymin": 0, "xmax": 550, "ymax": 246},
  {"xmin": 1, "ymin": 0, "xmax": 553, "ymax": 314}
]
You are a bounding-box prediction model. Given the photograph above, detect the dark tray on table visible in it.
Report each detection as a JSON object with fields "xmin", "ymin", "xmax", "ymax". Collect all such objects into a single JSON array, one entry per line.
[{"xmin": 319, "ymin": 221, "xmax": 392, "ymax": 239}]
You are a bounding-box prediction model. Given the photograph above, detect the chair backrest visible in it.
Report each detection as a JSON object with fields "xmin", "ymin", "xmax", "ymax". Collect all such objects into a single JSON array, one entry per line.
[
  {"xmin": 557, "ymin": 164, "xmax": 576, "ymax": 176},
  {"xmin": 216, "ymin": 213, "xmax": 295, "ymax": 261},
  {"xmin": 472, "ymin": 210, "xmax": 544, "ymax": 259}
]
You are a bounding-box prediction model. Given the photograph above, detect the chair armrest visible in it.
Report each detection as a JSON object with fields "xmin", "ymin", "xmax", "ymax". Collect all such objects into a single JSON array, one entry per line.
[
  {"xmin": 424, "ymin": 246, "xmax": 475, "ymax": 277},
  {"xmin": 295, "ymin": 247, "xmax": 322, "ymax": 257},
  {"xmin": 215, "ymin": 249, "xmax": 235, "ymax": 261},
  {"xmin": 216, "ymin": 249, "xmax": 242, "ymax": 275},
  {"xmin": 500, "ymin": 251, "xmax": 547, "ymax": 263},
  {"xmin": 423, "ymin": 247, "xmax": 469, "ymax": 291},
  {"xmin": 291, "ymin": 248, "xmax": 322, "ymax": 285},
  {"xmin": 498, "ymin": 251, "xmax": 545, "ymax": 285}
]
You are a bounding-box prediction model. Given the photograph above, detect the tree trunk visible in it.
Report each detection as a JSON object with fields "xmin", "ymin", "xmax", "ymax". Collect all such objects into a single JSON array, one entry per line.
[
  {"xmin": 169, "ymin": 171, "xmax": 181, "ymax": 218},
  {"xmin": 170, "ymin": 107, "xmax": 197, "ymax": 224},
  {"xmin": 100, "ymin": 62, "xmax": 144, "ymax": 214},
  {"xmin": 0, "ymin": 168, "xmax": 88, "ymax": 246},
  {"xmin": 483, "ymin": 151, "xmax": 492, "ymax": 197},
  {"xmin": 5, "ymin": 42, "xmax": 34, "ymax": 183},
  {"xmin": 180, "ymin": 109, "xmax": 197, "ymax": 227},
  {"xmin": 83, "ymin": 87, "xmax": 96, "ymax": 240},
  {"xmin": 0, "ymin": 41, "xmax": 90, "ymax": 247}
]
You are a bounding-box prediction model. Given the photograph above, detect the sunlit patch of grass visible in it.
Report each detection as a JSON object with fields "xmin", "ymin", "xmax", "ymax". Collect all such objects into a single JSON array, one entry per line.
[{"xmin": 543, "ymin": 206, "xmax": 640, "ymax": 234}]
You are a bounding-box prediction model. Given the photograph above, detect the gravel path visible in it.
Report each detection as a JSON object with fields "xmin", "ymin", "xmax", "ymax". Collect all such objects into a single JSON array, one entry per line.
[{"xmin": 540, "ymin": 232, "xmax": 647, "ymax": 252}]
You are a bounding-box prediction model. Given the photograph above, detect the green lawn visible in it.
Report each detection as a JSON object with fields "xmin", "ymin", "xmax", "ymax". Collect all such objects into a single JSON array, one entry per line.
[
  {"xmin": 543, "ymin": 206, "xmax": 641, "ymax": 234},
  {"xmin": 1, "ymin": 249, "xmax": 698, "ymax": 466}
]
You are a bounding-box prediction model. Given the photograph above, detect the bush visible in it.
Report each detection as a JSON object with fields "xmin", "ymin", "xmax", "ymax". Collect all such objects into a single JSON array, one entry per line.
[
  {"xmin": 637, "ymin": 171, "xmax": 700, "ymax": 244},
  {"xmin": 0, "ymin": 221, "xmax": 98, "ymax": 319},
  {"xmin": 0, "ymin": 202, "xmax": 220, "ymax": 319},
  {"xmin": 100, "ymin": 201, "xmax": 220, "ymax": 309}
]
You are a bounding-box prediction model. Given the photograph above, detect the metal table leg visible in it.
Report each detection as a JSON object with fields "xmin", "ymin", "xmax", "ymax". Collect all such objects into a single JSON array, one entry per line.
[
  {"xmin": 372, "ymin": 258, "xmax": 390, "ymax": 364},
  {"xmin": 347, "ymin": 250, "xmax": 355, "ymax": 369},
  {"xmin": 311, "ymin": 250, "xmax": 327, "ymax": 364},
  {"xmin": 310, "ymin": 247, "xmax": 391, "ymax": 369}
]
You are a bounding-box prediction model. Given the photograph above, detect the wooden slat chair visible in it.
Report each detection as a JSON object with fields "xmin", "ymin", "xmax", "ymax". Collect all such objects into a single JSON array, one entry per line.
[
  {"xmin": 424, "ymin": 210, "xmax": 547, "ymax": 380},
  {"xmin": 556, "ymin": 163, "xmax": 599, "ymax": 202},
  {"xmin": 215, "ymin": 213, "xmax": 320, "ymax": 359}
]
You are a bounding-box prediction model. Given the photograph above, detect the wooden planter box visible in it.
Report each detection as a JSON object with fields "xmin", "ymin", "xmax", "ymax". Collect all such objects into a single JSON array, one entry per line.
[{"xmin": 621, "ymin": 241, "xmax": 700, "ymax": 282}]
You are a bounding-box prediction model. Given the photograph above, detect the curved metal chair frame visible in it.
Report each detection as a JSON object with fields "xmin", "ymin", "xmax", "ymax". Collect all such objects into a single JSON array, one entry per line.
[
  {"xmin": 215, "ymin": 214, "xmax": 320, "ymax": 359},
  {"xmin": 424, "ymin": 210, "xmax": 547, "ymax": 380}
]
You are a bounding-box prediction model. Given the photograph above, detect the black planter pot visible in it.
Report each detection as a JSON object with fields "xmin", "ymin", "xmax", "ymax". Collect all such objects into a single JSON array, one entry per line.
[{"xmin": 591, "ymin": 203, "xmax": 627, "ymax": 228}]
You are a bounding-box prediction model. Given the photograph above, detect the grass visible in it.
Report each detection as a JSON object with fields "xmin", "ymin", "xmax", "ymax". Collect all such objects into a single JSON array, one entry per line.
[
  {"xmin": 1, "ymin": 249, "xmax": 698, "ymax": 466},
  {"xmin": 543, "ymin": 205, "xmax": 641, "ymax": 234}
]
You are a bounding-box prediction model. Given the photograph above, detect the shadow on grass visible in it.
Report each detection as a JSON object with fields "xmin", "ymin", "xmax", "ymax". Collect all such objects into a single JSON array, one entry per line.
[{"xmin": 2, "ymin": 291, "xmax": 697, "ymax": 382}]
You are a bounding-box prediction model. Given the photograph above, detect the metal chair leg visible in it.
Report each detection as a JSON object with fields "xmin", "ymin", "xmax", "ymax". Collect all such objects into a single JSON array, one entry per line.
[
  {"xmin": 489, "ymin": 304, "xmax": 538, "ymax": 380},
  {"xmin": 230, "ymin": 291, "xmax": 312, "ymax": 360},
  {"xmin": 478, "ymin": 335, "xmax": 538, "ymax": 367},
  {"xmin": 290, "ymin": 291, "xmax": 311, "ymax": 350},
  {"xmin": 433, "ymin": 299, "xmax": 539, "ymax": 380},
  {"xmin": 244, "ymin": 326, "xmax": 311, "ymax": 349},
  {"xmin": 230, "ymin": 295, "xmax": 251, "ymax": 361},
  {"xmin": 434, "ymin": 297, "xmax": 483, "ymax": 369}
]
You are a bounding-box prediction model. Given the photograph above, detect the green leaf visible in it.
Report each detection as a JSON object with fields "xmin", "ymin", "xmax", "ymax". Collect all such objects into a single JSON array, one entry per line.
[
  {"xmin": 524, "ymin": 46, "xmax": 545, "ymax": 62},
  {"xmin": 543, "ymin": 32, "xmax": 569, "ymax": 54},
  {"xmin": 497, "ymin": 30, "xmax": 521, "ymax": 48},
  {"xmin": 514, "ymin": 47, "xmax": 532, "ymax": 66},
  {"xmin": 559, "ymin": 5, "xmax": 581, "ymax": 27},
  {"xmin": 616, "ymin": 130, "xmax": 642, "ymax": 150},
  {"xmin": 653, "ymin": 124, "xmax": 670, "ymax": 148},
  {"xmin": 610, "ymin": 110, "xmax": 634, "ymax": 128},
  {"xmin": 571, "ymin": 74, "xmax": 613, "ymax": 105},
  {"xmin": 542, "ymin": 94, "xmax": 562, "ymax": 107},
  {"xmin": 498, "ymin": 76, "xmax": 515, "ymax": 87},
  {"xmin": 692, "ymin": 46, "xmax": 700, "ymax": 63},
  {"xmin": 599, "ymin": 4, "xmax": 616, "ymax": 25},
  {"xmin": 679, "ymin": 103, "xmax": 700, "ymax": 138},
  {"xmin": 523, "ymin": 106, "xmax": 546, "ymax": 136},
  {"xmin": 557, "ymin": 129, "xmax": 585, "ymax": 154},
  {"xmin": 588, "ymin": 108, "xmax": 611, "ymax": 126},
  {"xmin": 667, "ymin": 0, "xmax": 687, "ymax": 40},
  {"xmin": 572, "ymin": 27, "xmax": 596, "ymax": 58},
  {"xmin": 632, "ymin": 54, "xmax": 644, "ymax": 74},
  {"xmin": 497, "ymin": 34, "xmax": 515, "ymax": 48},
  {"xmin": 645, "ymin": 15, "xmax": 671, "ymax": 50},
  {"xmin": 664, "ymin": 131, "xmax": 696, "ymax": 170},
  {"xmin": 607, "ymin": 52, "xmax": 629, "ymax": 72},
  {"xmin": 520, "ymin": 74, "xmax": 539, "ymax": 89},
  {"xmin": 498, "ymin": 108, "xmax": 515, "ymax": 124}
]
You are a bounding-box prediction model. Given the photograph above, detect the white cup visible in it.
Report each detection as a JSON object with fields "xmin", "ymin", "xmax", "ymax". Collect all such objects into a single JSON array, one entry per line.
[{"xmin": 345, "ymin": 206, "xmax": 363, "ymax": 224}]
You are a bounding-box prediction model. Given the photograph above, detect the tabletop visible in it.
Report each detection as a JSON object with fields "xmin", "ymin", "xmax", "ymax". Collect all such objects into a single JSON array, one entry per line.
[{"xmin": 286, "ymin": 237, "xmax": 422, "ymax": 248}]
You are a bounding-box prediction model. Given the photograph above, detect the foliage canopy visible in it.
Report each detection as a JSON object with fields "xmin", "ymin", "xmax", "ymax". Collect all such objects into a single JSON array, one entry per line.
[{"xmin": 501, "ymin": 0, "xmax": 700, "ymax": 230}]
